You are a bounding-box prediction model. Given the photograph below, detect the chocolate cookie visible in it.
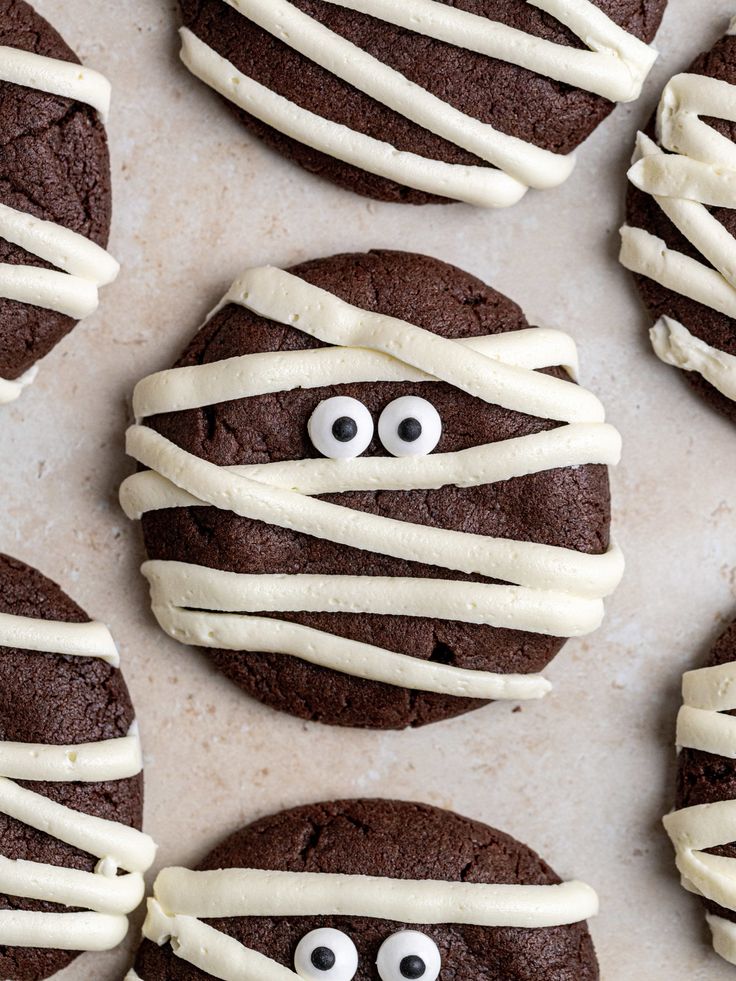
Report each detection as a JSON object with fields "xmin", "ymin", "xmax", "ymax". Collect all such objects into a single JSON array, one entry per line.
[
  {"xmin": 0, "ymin": 0, "xmax": 118, "ymax": 406},
  {"xmin": 0, "ymin": 553, "xmax": 155, "ymax": 981},
  {"xmin": 665, "ymin": 618, "xmax": 736, "ymax": 966},
  {"xmin": 177, "ymin": 0, "xmax": 666, "ymax": 207},
  {"xmin": 121, "ymin": 250, "xmax": 623, "ymax": 730},
  {"xmin": 131, "ymin": 798, "xmax": 599, "ymax": 980},
  {"xmin": 622, "ymin": 20, "xmax": 736, "ymax": 425}
]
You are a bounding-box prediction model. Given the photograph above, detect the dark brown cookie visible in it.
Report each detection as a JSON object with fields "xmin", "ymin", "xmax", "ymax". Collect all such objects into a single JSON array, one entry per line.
[
  {"xmin": 625, "ymin": 25, "xmax": 736, "ymax": 425},
  {"xmin": 137, "ymin": 249, "xmax": 613, "ymax": 730},
  {"xmin": 133, "ymin": 798, "xmax": 599, "ymax": 980},
  {"xmin": 178, "ymin": 0, "xmax": 666, "ymax": 205},
  {"xmin": 674, "ymin": 618, "xmax": 736, "ymax": 930},
  {"xmin": 0, "ymin": 553, "xmax": 143, "ymax": 981},
  {"xmin": 0, "ymin": 0, "xmax": 112, "ymax": 388}
]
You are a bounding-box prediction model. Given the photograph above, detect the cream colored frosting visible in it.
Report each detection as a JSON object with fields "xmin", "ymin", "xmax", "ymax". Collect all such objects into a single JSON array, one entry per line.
[
  {"xmin": 664, "ymin": 658, "xmax": 736, "ymax": 965},
  {"xmin": 0, "ymin": 55, "xmax": 118, "ymax": 402},
  {"xmin": 0, "ymin": 46, "xmax": 111, "ymax": 118},
  {"xmin": 620, "ymin": 73, "xmax": 736, "ymax": 404},
  {"xmin": 0, "ymin": 613, "xmax": 155, "ymax": 951},
  {"xmin": 139, "ymin": 865, "xmax": 598, "ymax": 979},
  {"xmin": 650, "ymin": 315, "xmax": 736, "ymax": 402},
  {"xmin": 123, "ymin": 265, "xmax": 623, "ymax": 701},
  {"xmin": 180, "ymin": 0, "xmax": 656, "ymax": 208}
]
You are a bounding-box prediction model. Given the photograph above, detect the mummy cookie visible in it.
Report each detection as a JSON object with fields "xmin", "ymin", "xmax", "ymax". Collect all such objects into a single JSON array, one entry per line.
[
  {"xmin": 177, "ymin": 0, "xmax": 665, "ymax": 207},
  {"xmin": 120, "ymin": 250, "xmax": 623, "ymax": 730},
  {"xmin": 0, "ymin": 553, "xmax": 155, "ymax": 981},
  {"xmin": 129, "ymin": 799, "xmax": 600, "ymax": 980},
  {"xmin": 621, "ymin": 18, "xmax": 736, "ymax": 425},
  {"xmin": 664, "ymin": 618, "xmax": 736, "ymax": 966},
  {"xmin": 0, "ymin": 0, "xmax": 118, "ymax": 406}
]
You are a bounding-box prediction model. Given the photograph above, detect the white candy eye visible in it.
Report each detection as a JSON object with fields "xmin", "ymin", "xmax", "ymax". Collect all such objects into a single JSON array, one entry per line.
[
  {"xmin": 378, "ymin": 397, "xmax": 441, "ymax": 457},
  {"xmin": 376, "ymin": 931, "xmax": 441, "ymax": 981},
  {"xmin": 294, "ymin": 928, "xmax": 359, "ymax": 980},
  {"xmin": 308, "ymin": 396, "xmax": 374, "ymax": 459}
]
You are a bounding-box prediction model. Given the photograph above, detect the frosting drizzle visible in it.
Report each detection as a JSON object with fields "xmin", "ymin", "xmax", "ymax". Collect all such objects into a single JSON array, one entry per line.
[
  {"xmin": 179, "ymin": 0, "xmax": 657, "ymax": 208},
  {"xmin": 121, "ymin": 264, "xmax": 623, "ymax": 703}
]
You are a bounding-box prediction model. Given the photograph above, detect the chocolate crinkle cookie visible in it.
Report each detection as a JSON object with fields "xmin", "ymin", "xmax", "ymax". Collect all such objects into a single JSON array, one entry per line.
[
  {"xmin": 131, "ymin": 798, "xmax": 600, "ymax": 980},
  {"xmin": 176, "ymin": 0, "xmax": 666, "ymax": 207},
  {"xmin": 121, "ymin": 249, "xmax": 623, "ymax": 730}
]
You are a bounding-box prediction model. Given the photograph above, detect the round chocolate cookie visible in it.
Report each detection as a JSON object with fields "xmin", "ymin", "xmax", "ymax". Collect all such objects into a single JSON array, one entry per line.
[
  {"xmin": 178, "ymin": 0, "xmax": 666, "ymax": 206},
  {"xmin": 0, "ymin": 0, "xmax": 112, "ymax": 393},
  {"xmin": 133, "ymin": 798, "xmax": 599, "ymax": 980},
  {"xmin": 0, "ymin": 553, "xmax": 144, "ymax": 981},
  {"xmin": 625, "ymin": 25, "xmax": 736, "ymax": 425},
  {"xmin": 672, "ymin": 619, "xmax": 736, "ymax": 941},
  {"xmin": 130, "ymin": 249, "xmax": 617, "ymax": 730}
]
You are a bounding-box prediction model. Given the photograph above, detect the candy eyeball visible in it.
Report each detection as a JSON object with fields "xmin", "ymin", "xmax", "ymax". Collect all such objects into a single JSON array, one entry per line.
[
  {"xmin": 377, "ymin": 396, "xmax": 442, "ymax": 457},
  {"xmin": 308, "ymin": 396, "xmax": 374, "ymax": 459},
  {"xmin": 376, "ymin": 930, "xmax": 441, "ymax": 980},
  {"xmin": 294, "ymin": 927, "xmax": 359, "ymax": 980}
]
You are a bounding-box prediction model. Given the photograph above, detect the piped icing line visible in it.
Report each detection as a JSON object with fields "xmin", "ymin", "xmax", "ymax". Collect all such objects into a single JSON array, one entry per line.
[
  {"xmin": 139, "ymin": 865, "xmax": 598, "ymax": 980},
  {"xmin": 0, "ymin": 364, "xmax": 37, "ymax": 406},
  {"xmin": 123, "ymin": 265, "xmax": 622, "ymax": 700},
  {"xmin": 319, "ymin": 0, "xmax": 657, "ymax": 103},
  {"xmin": 209, "ymin": 268, "xmax": 605, "ymax": 424},
  {"xmin": 0, "ymin": 614, "xmax": 155, "ymax": 951},
  {"xmin": 131, "ymin": 327, "xmax": 581, "ymax": 419},
  {"xmin": 121, "ymin": 422, "xmax": 621, "ymax": 512},
  {"xmin": 0, "ymin": 611, "xmax": 120, "ymax": 666},
  {"xmin": 650, "ymin": 315, "xmax": 736, "ymax": 402},
  {"xmin": 180, "ymin": 0, "xmax": 656, "ymax": 207},
  {"xmin": 0, "ymin": 46, "xmax": 111, "ymax": 118},
  {"xmin": 621, "ymin": 72, "xmax": 736, "ymax": 402},
  {"xmin": 664, "ymin": 658, "xmax": 736, "ymax": 964}
]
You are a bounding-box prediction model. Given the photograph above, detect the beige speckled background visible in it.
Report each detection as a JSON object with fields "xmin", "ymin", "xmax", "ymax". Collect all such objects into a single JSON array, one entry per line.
[{"xmin": 1, "ymin": 1, "xmax": 736, "ymax": 978}]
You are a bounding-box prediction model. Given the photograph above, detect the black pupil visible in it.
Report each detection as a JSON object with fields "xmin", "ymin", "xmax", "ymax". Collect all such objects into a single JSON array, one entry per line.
[
  {"xmin": 397, "ymin": 417, "xmax": 422, "ymax": 443},
  {"xmin": 400, "ymin": 955, "xmax": 426, "ymax": 978},
  {"xmin": 311, "ymin": 946, "xmax": 336, "ymax": 971},
  {"xmin": 332, "ymin": 416, "xmax": 358, "ymax": 443}
]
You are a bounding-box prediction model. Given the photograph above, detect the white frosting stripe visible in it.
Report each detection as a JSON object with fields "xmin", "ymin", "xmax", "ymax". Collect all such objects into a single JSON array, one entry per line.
[
  {"xmin": 0, "ymin": 777, "xmax": 155, "ymax": 872},
  {"xmin": 621, "ymin": 73, "xmax": 736, "ymax": 404},
  {"xmin": 320, "ymin": 0, "xmax": 656, "ymax": 102},
  {"xmin": 121, "ymin": 423, "xmax": 621, "ymax": 513},
  {"xmin": 153, "ymin": 866, "xmax": 599, "ymax": 927},
  {"xmin": 0, "ymin": 732, "xmax": 142, "ymax": 783},
  {"xmin": 126, "ymin": 427, "xmax": 622, "ymax": 602},
  {"xmin": 181, "ymin": 0, "xmax": 656, "ymax": 207},
  {"xmin": 0, "ymin": 909, "xmax": 128, "ymax": 951},
  {"xmin": 227, "ymin": 0, "xmax": 573, "ymax": 192},
  {"xmin": 0, "ymin": 46, "xmax": 111, "ymax": 118},
  {"xmin": 0, "ymin": 856, "xmax": 144, "ymax": 916},
  {"xmin": 0, "ymin": 610, "xmax": 155, "ymax": 952},
  {"xmin": 0, "ymin": 611, "xmax": 120, "ymax": 666},
  {"xmin": 0, "ymin": 263, "xmax": 99, "ymax": 319},
  {"xmin": 216, "ymin": 267, "xmax": 604, "ymax": 424},
  {"xmin": 650, "ymin": 316, "xmax": 736, "ymax": 402},
  {"xmin": 179, "ymin": 29, "xmax": 527, "ymax": 210},
  {"xmin": 708, "ymin": 914, "xmax": 736, "ymax": 967},
  {"xmin": 146, "ymin": 593, "xmax": 552, "ymax": 700},
  {"xmin": 131, "ymin": 328, "xmax": 580, "ymax": 419},
  {"xmin": 665, "ymin": 658, "xmax": 736, "ymax": 963}
]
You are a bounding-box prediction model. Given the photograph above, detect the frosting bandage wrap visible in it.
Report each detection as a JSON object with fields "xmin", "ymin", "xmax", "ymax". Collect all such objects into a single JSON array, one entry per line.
[
  {"xmin": 179, "ymin": 0, "xmax": 657, "ymax": 208},
  {"xmin": 620, "ymin": 72, "xmax": 736, "ymax": 404},
  {"xmin": 121, "ymin": 265, "xmax": 623, "ymax": 703},
  {"xmin": 0, "ymin": 51, "xmax": 119, "ymax": 404},
  {"xmin": 139, "ymin": 865, "xmax": 599, "ymax": 981},
  {"xmin": 664, "ymin": 659, "xmax": 736, "ymax": 965},
  {"xmin": 0, "ymin": 613, "xmax": 155, "ymax": 952}
]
